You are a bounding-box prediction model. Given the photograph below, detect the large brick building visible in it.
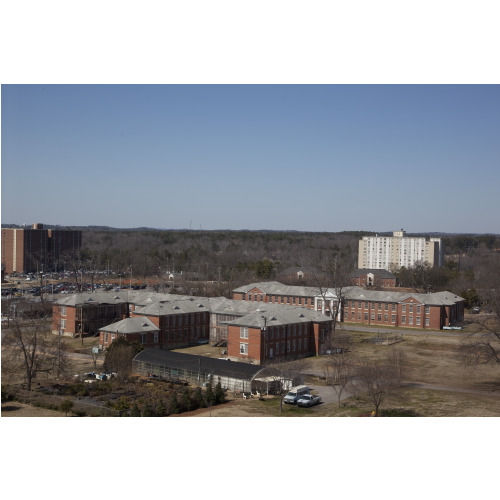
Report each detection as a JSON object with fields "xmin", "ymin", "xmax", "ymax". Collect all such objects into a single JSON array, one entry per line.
[
  {"xmin": 130, "ymin": 298, "xmax": 211, "ymax": 349},
  {"xmin": 349, "ymin": 269, "xmax": 397, "ymax": 288},
  {"xmin": 342, "ymin": 289, "xmax": 464, "ymax": 329},
  {"xmin": 1, "ymin": 223, "xmax": 82, "ymax": 274},
  {"xmin": 226, "ymin": 306, "xmax": 333, "ymax": 364},
  {"xmin": 99, "ymin": 317, "xmax": 160, "ymax": 349},
  {"xmin": 232, "ymin": 281, "xmax": 464, "ymax": 330},
  {"xmin": 52, "ymin": 290, "xmax": 334, "ymax": 363},
  {"xmin": 232, "ymin": 281, "xmax": 340, "ymax": 316},
  {"xmin": 52, "ymin": 292, "xmax": 129, "ymax": 336}
]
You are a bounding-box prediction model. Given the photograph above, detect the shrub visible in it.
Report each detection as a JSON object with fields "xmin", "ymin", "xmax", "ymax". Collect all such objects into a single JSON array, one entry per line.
[
  {"xmin": 1, "ymin": 385, "xmax": 15, "ymax": 403},
  {"xmin": 130, "ymin": 403, "xmax": 141, "ymax": 417},
  {"xmin": 142, "ymin": 405, "xmax": 153, "ymax": 417},
  {"xmin": 157, "ymin": 400, "xmax": 166, "ymax": 417},
  {"xmin": 112, "ymin": 396, "xmax": 131, "ymax": 412},
  {"xmin": 60, "ymin": 400, "xmax": 74, "ymax": 416}
]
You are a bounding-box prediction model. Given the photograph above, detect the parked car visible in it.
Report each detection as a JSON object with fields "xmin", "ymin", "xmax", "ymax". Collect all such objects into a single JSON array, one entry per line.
[
  {"xmin": 297, "ymin": 394, "xmax": 321, "ymax": 407},
  {"xmin": 472, "ymin": 306, "xmax": 481, "ymax": 314},
  {"xmin": 283, "ymin": 385, "xmax": 310, "ymax": 404}
]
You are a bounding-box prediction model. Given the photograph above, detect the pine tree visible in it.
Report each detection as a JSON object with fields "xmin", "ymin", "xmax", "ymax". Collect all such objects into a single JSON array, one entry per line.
[
  {"xmin": 214, "ymin": 381, "xmax": 225, "ymax": 405},
  {"xmin": 169, "ymin": 393, "xmax": 180, "ymax": 414},
  {"xmin": 181, "ymin": 388, "xmax": 192, "ymax": 412},
  {"xmin": 193, "ymin": 387, "xmax": 205, "ymax": 408},
  {"xmin": 157, "ymin": 400, "xmax": 166, "ymax": 417},
  {"xmin": 205, "ymin": 381, "xmax": 215, "ymax": 406}
]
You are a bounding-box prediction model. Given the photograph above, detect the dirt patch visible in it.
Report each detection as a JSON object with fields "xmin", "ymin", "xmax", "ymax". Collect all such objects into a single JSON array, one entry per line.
[{"xmin": 1, "ymin": 401, "xmax": 64, "ymax": 417}]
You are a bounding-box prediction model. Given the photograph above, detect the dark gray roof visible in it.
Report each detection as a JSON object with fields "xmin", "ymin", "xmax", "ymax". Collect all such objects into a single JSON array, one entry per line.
[
  {"xmin": 344, "ymin": 288, "xmax": 464, "ymax": 306},
  {"xmin": 55, "ymin": 292, "xmax": 129, "ymax": 306},
  {"xmin": 135, "ymin": 297, "xmax": 211, "ymax": 316},
  {"xmin": 133, "ymin": 349, "xmax": 264, "ymax": 380},
  {"xmin": 99, "ymin": 317, "xmax": 159, "ymax": 334},
  {"xmin": 232, "ymin": 281, "xmax": 343, "ymax": 297},
  {"xmin": 226, "ymin": 306, "xmax": 332, "ymax": 328}
]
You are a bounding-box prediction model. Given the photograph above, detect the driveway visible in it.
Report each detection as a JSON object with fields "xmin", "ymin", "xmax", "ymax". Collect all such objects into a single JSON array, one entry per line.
[{"xmin": 308, "ymin": 383, "xmax": 353, "ymax": 405}]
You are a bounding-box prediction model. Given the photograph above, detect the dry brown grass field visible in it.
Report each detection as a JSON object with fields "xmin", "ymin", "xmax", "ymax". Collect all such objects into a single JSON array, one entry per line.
[{"xmin": 2, "ymin": 322, "xmax": 499, "ymax": 417}]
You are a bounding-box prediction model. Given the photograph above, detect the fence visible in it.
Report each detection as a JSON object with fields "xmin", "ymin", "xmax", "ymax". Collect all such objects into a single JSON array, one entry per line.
[{"xmin": 370, "ymin": 333, "xmax": 404, "ymax": 345}]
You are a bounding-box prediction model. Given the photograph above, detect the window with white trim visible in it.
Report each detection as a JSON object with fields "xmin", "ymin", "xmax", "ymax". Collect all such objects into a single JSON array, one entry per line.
[
  {"xmin": 240, "ymin": 326, "xmax": 248, "ymax": 339},
  {"xmin": 240, "ymin": 343, "xmax": 248, "ymax": 355},
  {"xmin": 60, "ymin": 319, "xmax": 66, "ymax": 329},
  {"xmin": 61, "ymin": 306, "xmax": 66, "ymax": 316}
]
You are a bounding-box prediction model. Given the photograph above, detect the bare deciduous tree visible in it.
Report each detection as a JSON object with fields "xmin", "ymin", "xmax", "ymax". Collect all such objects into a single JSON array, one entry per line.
[
  {"xmin": 2, "ymin": 306, "xmax": 68, "ymax": 390},
  {"xmin": 459, "ymin": 288, "xmax": 500, "ymax": 371},
  {"xmin": 351, "ymin": 348, "xmax": 407, "ymax": 416},
  {"xmin": 103, "ymin": 337, "xmax": 143, "ymax": 380},
  {"xmin": 323, "ymin": 351, "xmax": 353, "ymax": 407},
  {"xmin": 312, "ymin": 256, "xmax": 353, "ymax": 337}
]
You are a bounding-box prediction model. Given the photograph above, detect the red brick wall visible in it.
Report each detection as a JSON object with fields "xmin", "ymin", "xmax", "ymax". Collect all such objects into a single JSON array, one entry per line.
[
  {"xmin": 130, "ymin": 311, "xmax": 210, "ymax": 349},
  {"xmin": 99, "ymin": 331, "xmax": 161, "ymax": 350},
  {"xmin": 228, "ymin": 321, "xmax": 328, "ymax": 364},
  {"xmin": 52, "ymin": 304, "xmax": 77, "ymax": 336},
  {"xmin": 341, "ymin": 297, "xmax": 462, "ymax": 330}
]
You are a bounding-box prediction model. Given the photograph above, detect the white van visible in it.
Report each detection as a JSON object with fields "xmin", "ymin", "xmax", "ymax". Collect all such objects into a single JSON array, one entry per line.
[{"xmin": 283, "ymin": 385, "xmax": 310, "ymax": 404}]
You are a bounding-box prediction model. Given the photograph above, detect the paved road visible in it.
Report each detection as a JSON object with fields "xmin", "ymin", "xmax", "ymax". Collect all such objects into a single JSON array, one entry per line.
[
  {"xmin": 306, "ymin": 376, "xmax": 500, "ymax": 404},
  {"xmin": 403, "ymin": 381, "xmax": 500, "ymax": 397},
  {"xmin": 308, "ymin": 383, "xmax": 353, "ymax": 405},
  {"xmin": 338, "ymin": 324, "xmax": 466, "ymax": 338}
]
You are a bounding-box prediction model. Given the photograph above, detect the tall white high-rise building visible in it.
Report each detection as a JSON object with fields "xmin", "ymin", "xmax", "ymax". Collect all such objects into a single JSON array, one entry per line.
[{"xmin": 358, "ymin": 230, "xmax": 442, "ymax": 271}]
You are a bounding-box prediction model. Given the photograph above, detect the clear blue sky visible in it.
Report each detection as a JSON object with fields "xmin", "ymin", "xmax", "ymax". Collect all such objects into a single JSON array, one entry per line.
[{"xmin": 1, "ymin": 84, "xmax": 499, "ymax": 233}]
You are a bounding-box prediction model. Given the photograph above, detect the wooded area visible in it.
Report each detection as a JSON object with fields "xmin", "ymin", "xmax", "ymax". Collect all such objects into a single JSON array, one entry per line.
[{"xmin": 70, "ymin": 229, "xmax": 500, "ymax": 301}]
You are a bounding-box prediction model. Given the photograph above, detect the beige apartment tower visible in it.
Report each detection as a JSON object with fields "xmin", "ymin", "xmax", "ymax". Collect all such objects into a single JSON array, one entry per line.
[{"xmin": 358, "ymin": 230, "xmax": 442, "ymax": 271}]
